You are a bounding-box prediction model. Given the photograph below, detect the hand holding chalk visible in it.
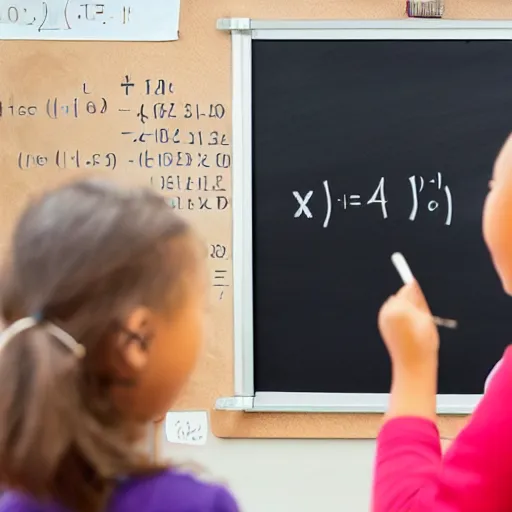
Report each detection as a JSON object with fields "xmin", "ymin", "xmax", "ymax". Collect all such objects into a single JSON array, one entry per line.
[
  {"xmin": 391, "ymin": 253, "xmax": 457, "ymax": 329},
  {"xmin": 379, "ymin": 256, "xmax": 440, "ymax": 370}
]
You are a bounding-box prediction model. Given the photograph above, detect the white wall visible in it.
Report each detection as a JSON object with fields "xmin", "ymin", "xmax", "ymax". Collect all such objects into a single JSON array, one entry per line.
[{"xmin": 163, "ymin": 435, "xmax": 375, "ymax": 512}]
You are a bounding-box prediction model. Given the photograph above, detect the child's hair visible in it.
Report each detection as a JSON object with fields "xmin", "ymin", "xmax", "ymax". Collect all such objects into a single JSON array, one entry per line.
[{"xmin": 0, "ymin": 178, "xmax": 191, "ymax": 511}]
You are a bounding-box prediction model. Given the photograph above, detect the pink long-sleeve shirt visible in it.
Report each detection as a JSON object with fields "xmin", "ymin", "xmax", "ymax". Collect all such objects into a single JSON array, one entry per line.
[{"xmin": 372, "ymin": 346, "xmax": 512, "ymax": 512}]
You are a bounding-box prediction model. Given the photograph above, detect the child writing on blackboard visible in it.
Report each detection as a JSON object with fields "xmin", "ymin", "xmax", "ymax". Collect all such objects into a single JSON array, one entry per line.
[
  {"xmin": 372, "ymin": 134, "xmax": 512, "ymax": 511},
  {"xmin": 0, "ymin": 179, "xmax": 239, "ymax": 512}
]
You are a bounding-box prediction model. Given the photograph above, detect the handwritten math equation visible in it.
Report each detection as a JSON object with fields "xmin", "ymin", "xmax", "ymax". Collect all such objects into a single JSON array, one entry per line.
[
  {"xmin": 2, "ymin": 81, "xmax": 231, "ymax": 171},
  {"xmin": 165, "ymin": 411, "xmax": 208, "ymax": 446},
  {"xmin": 0, "ymin": 1, "xmax": 131, "ymax": 30},
  {"xmin": 172, "ymin": 420, "xmax": 205, "ymax": 443},
  {"xmin": 206, "ymin": 245, "xmax": 229, "ymax": 300},
  {"xmin": 1, "ymin": 74, "xmax": 232, "ymax": 299},
  {"xmin": 0, "ymin": 0, "xmax": 180, "ymax": 41},
  {"xmin": 17, "ymin": 149, "xmax": 231, "ymax": 171},
  {"xmin": 293, "ymin": 173, "xmax": 453, "ymax": 228},
  {"xmin": 2, "ymin": 77, "xmax": 231, "ymax": 174}
]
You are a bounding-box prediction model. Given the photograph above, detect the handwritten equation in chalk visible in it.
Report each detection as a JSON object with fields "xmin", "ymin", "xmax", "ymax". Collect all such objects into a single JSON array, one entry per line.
[
  {"xmin": 293, "ymin": 173, "xmax": 453, "ymax": 228},
  {"xmin": 0, "ymin": 0, "xmax": 180, "ymax": 41}
]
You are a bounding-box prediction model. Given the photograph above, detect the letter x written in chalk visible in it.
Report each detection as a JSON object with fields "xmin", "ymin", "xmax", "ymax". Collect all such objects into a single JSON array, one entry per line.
[{"xmin": 293, "ymin": 190, "xmax": 313, "ymax": 218}]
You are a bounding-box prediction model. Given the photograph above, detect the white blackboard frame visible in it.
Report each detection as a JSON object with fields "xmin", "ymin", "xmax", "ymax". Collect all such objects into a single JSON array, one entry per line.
[{"xmin": 215, "ymin": 18, "xmax": 512, "ymax": 414}]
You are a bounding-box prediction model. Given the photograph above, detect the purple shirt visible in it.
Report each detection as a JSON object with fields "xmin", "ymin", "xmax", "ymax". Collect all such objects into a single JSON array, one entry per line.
[{"xmin": 0, "ymin": 470, "xmax": 239, "ymax": 512}]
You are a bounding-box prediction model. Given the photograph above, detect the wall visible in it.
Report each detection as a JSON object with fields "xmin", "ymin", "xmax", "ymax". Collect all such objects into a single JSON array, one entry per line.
[
  {"xmin": 1, "ymin": 0, "xmax": 510, "ymax": 510},
  {"xmin": 164, "ymin": 435, "xmax": 375, "ymax": 512}
]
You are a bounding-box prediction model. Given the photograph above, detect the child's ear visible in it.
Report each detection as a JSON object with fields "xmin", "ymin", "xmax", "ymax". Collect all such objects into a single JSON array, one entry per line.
[{"xmin": 111, "ymin": 307, "xmax": 153, "ymax": 379}]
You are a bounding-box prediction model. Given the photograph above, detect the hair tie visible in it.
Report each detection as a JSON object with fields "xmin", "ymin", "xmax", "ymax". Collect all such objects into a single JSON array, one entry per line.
[
  {"xmin": 32, "ymin": 311, "xmax": 44, "ymax": 323},
  {"xmin": 0, "ymin": 317, "xmax": 85, "ymax": 358}
]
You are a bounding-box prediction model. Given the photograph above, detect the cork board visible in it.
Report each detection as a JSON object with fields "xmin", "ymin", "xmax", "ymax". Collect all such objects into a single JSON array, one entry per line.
[{"xmin": 1, "ymin": 0, "xmax": 511, "ymax": 441}]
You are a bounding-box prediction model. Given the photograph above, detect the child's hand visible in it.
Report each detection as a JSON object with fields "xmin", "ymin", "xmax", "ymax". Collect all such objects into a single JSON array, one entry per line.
[{"xmin": 378, "ymin": 281, "xmax": 439, "ymax": 371}]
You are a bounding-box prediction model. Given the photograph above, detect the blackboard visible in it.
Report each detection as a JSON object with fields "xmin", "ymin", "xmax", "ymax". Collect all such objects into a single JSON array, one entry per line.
[{"xmin": 252, "ymin": 39, "xmax": 512, "ymax": 397}]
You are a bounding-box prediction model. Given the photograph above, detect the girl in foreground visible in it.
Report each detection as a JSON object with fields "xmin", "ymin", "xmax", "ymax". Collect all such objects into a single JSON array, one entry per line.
[
  {"xmin": 0, "ymin": 179, "xmax": 239, "ymax": 512},
  {"xmin": 373, "ymin": 134, "xmax": 512, "ymax": 511}
]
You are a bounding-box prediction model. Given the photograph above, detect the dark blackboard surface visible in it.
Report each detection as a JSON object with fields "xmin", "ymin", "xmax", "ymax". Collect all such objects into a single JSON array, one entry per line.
[{"xmin": 252, "ymin": 39, "xmax": 512, "ymax": 395}]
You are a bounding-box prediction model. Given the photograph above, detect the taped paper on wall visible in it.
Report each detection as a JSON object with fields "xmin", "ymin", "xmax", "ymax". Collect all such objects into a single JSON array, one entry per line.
[
  {"xmin": 165, "ymin": 411, "xmax": 208, "ymax": 446},
  {"xmin": 0, "ymin": 0, "xmax": 180, "ymax": 41}
]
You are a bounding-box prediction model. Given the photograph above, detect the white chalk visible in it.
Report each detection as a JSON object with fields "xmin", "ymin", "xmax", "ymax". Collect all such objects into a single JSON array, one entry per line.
[
  {"xmin": 389, "ymin": 252, "xmax": 458, "ymax": 329},
  {"xmin": 391, "ymin": 252, "xmax": 414, "ymax": 285}
]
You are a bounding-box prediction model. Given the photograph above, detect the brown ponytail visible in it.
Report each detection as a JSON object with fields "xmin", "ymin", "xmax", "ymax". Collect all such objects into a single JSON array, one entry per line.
[
  {"xmin": 0, "ymin": 178, "xmax": 190, "ymax": 511},
  {"xmin": 0, "ymin": 324, "xmax": 83, "ymax": 492}
]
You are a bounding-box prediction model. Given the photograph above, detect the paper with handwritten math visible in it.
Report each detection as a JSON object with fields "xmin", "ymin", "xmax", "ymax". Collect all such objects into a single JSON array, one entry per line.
[
  {"xmin": 165, "ymin": 411, "xmax": 208, "ymax": 446},
  {"xmin": 0, "ymin": 0, "xmax": 180, "ymax": 41}
]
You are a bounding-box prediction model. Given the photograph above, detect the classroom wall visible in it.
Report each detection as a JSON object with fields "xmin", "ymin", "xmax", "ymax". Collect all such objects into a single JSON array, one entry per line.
[
  {"xmin": 1, "ymin": 1, "xmax": 509, "ymax": 510},
  {"xmin": 163, "ymin": 435, "xmax": 375, "ymax": 512},
  {"xmin": 161, "ymin": 430, "xmax": 452, "ymax": 510}
]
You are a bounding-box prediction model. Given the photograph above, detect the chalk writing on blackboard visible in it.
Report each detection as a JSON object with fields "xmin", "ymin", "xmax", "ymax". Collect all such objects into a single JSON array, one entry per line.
[
  {"xmin": 293, "ymin": 174, "xmax": 453, "ymax": 228},
  {"xmin": 409, "ymin": 173, "xmax": 452, "ymax": 224},
  {"xmin": 0, "ymin": 0, "xmax": 181, "ymax": 41}
]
